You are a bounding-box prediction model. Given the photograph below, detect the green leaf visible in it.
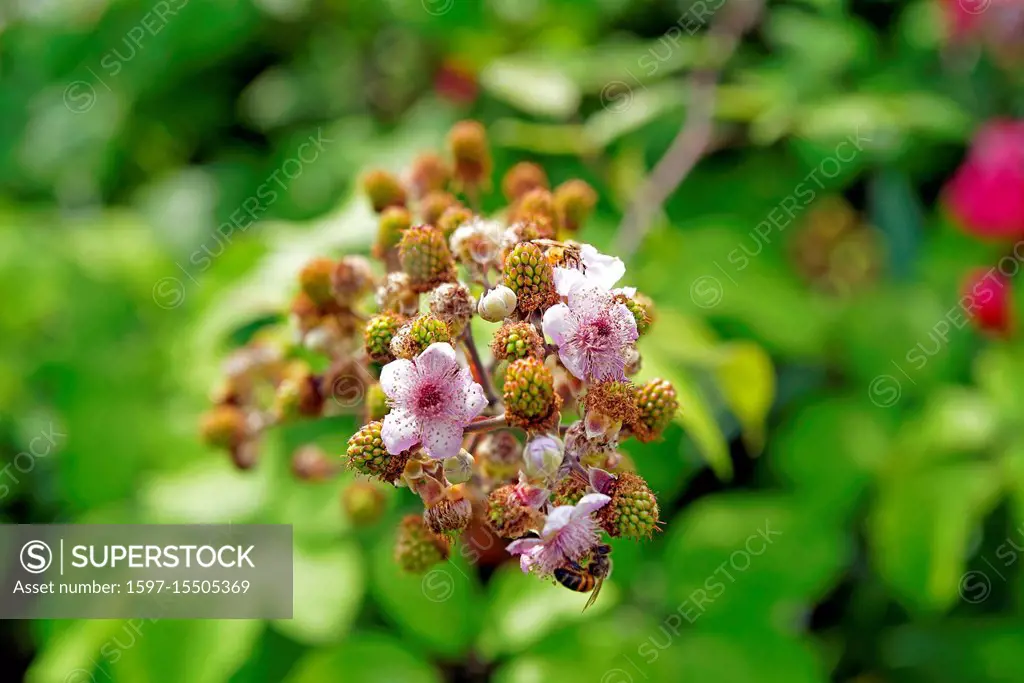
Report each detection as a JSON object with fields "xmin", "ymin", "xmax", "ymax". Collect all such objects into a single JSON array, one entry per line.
[
  {"xmin": 480, "ymin": 59, "xmax": 581, "ymax": 119},
  {"xmin": 25, "ymin": 621, "xmax": 126, "ymax": 683},
  {"xmin": 869, "ymin": 462, "xmax": 1002, "ymax": 612},
  {"xmin": 283, "ymin": 633, "xmax": 440, "ymax": 683},
  {"xmin": 140, "ymin": 459, "xmax": 271, "ymax": 524},
  {"xmin": 663, "ymin": 494, "xmax": 848, "ymax": 627},
  {"xmin": 476, "ymin": 563, "xmax": 619, "ymax": 658},
  {"xmin": 641, "ymin": 346, "xmax": 732, "ymax": 480},
  {"xmin": 110, "ymin": 620, "xmax": 263, "ymax": 683},
  {"xmin": 272, "ymin": 541, "xmax": 365, "ymax": 645},
  {"xmin": 367, "ymin": 522, "xmax": 482, "ymax": 657},
  {"xmin": 713, "ymin": 342, "xmax": 775, "ymax": 455}
]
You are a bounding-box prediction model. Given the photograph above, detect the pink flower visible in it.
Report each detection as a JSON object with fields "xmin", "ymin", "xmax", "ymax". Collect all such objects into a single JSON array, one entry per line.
[
  {"xmin": 380, "ymin": 342, "xmax": 488, "ymax": 459},
  {"xmin": 946, "ymin": 120, "xmax": 1024, "ymax": 239},
  {"xmin": 542, "ymin": 285, "xmax": 639, "ymax": 382},
  {"xmin": 506, "ymin": 493, "xmax": 610, "ymax": 575}
]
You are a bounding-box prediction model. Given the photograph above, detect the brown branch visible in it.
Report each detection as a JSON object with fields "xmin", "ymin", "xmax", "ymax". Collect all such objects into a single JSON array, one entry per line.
[
  {"xmin": 464, "ymin": 414, "xmax": 508, "ymax": 434},
  {"xmin": 614, "ymin": 0, "xmax": 765, "ymax": 261}
]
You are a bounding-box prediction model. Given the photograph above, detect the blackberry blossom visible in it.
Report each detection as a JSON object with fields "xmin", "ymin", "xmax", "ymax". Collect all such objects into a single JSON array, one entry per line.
[
  {"xmin": 543, "ymin": 285, "xmax": 638, "ymax": 382},
  {"xmin": 506, "ymin": 493, "xmax": 610, "ymax": 576},
  {"xmin": 380, "ymin": 342, "xmax": 487, "ymax": 459}
]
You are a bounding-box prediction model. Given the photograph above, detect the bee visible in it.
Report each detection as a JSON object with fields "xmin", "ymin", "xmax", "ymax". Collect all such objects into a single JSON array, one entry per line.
[{"xmin": 554, "ymin": 543, "xmax": 612, "ymax": 611}]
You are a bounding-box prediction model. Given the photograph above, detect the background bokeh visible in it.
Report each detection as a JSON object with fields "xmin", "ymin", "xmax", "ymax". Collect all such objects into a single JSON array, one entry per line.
[{"xmin": 3, "ymin": 0, "xmax": 1024, "ymax": 681}]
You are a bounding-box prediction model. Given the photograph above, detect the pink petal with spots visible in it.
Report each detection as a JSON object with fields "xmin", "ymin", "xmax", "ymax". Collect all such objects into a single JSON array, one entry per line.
[
  {"xmin": 380, "ymin": 358, "xmax": 417, "ymax": 403},
  {"xmin": 415, "ymin": 342, "xmax": 459, "ymax": 381},
  {"xmin": 381, "ymin": 408, "xmax": 420, "ymax": 454},
  {"xmin": 457, "ymin": 378, "xmax": 488, "ymax": 422},
  {"xmin": 420, "ymin": 418, "xmax": 465, "ymax": 459}
]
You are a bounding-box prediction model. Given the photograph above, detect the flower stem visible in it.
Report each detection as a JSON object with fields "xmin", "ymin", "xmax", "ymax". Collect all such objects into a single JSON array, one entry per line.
[
  {"xmin": 464, "ymin": 414, "xmax": 508, "ymax": 433},
  {"xmin": 462, "ymin": 326, "xmax": 500, "ymax": 406}
]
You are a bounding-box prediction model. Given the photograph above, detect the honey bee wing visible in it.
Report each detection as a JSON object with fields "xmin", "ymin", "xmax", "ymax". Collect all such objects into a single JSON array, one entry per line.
[{"xmin": 582, "ymin": 578, "xmax": 604, "ymax": 612}]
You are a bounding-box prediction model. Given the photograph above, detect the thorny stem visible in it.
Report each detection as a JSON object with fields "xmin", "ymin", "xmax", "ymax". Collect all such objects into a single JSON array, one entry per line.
[
  {"xmin": 464, "ymin": 414, "xmax": 508, "ymax": 434},
  {"xmin": 462, "ymin": 326, "xmax": 500, "ymax": 407},
  {"xmin": 614, "ymin": 0, "xmax": 765, "ymax": 261}
]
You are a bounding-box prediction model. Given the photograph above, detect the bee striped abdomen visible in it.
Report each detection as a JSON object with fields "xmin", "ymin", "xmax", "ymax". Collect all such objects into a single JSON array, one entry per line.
[{"xmin": 554, "ymin": 567, "xmax": 595, "ymax": 592}]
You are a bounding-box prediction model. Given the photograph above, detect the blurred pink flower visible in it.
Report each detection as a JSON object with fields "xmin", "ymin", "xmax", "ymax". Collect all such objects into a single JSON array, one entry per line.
[
  {"xmin": 962, "ymin": 269, "xmax": 1013, "ymax": 335},
  {"xmin": 380, "ymin": 342, "xmax": 487, "ymax": 459},
  {"xmin": 942, "ymin": 0, "xmax": 1024, "ymax": 62},
  {"xmin": 946, "ymin": 120, "xmax": 1024, "ymax": 239}
]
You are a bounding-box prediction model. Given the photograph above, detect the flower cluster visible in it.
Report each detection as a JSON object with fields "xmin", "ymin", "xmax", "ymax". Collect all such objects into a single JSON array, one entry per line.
[
  {"xmin": 944, "ymin": 119, "xmax": 1024, "ymax": 336},
  {"xmin": 200, "ymin": 121, "xmax": 678, "ymax": 599}
]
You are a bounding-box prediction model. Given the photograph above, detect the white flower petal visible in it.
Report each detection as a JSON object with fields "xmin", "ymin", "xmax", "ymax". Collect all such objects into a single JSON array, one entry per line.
[
  {"xmin": 541, "ymin": 505, "xmax": 574, "ymax": 538},
  {"xmin": 380, "ymin": 358, "xmax": 417, "ymax": 403},
  {"xmin": 553, "ymin": 266, "xmax": 587, "ymax": 297},
  {"xmin": 572, "ymin": 493, "xmax": 611, "ymax": 519},
  {"xmin": 542, "ymin": 303, "xmax": 573, "ymax": 345},
  {"xmin": 581, "ymin": 244, "xmax": 625, "ymax": 290},
  {"xmin": 380, "ymin": 408, "xmax": 420, "ymax": 454},
  {"xmin": 415, "ymin": 342, "xmax": 459, "ymax": 380},
  {"xmin": 420, "ymin": 419, "xmax": 465, "ymax": 460}
]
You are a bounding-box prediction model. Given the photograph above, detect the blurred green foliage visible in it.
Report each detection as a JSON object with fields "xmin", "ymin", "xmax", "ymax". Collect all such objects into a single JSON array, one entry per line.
[{"xmin": 3, "ymin": 0, "xmax": 1024, "ymax": 682}]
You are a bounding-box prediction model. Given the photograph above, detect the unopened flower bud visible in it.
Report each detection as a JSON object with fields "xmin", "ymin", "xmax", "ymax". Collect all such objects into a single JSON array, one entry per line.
[
  {"xmin": 554, "ymin": 179, "xmax": 597, "ymax": 233},
  {"xmin": 298, "ymin": 257, "xmax": 337, "ymax": 306},
  {"xmin": 595, "ymin": 471, "xmax": 660, "ymax": 539},
  {"xmin": 429, "ymin": 283, "xmax": 474, "ymax": 337},
  {"xmin": 424, "ymin": 485, "xmax": 473, "ymax": 534},
  {"xmin": 363, "ymin": 169, "xmax": 407, "ymax": 213},
  {"xmin": 448, "ymin": 120, "xmax": 492, "ymax": 190},
  {"xmin": 200, "ymin": 404, "xmax": 248, "ymax": 450},
  {"xmin": 443, "ymin": 449, "xmax": 475, "ymax": 484},
  {"xmin": 408, "ymin": 152, "xmax": 450, "ymax": 199},
  {"xmin": 502, "ymin": 162, "xmax": 549, "ymax": 202},
  {"xmin": 478, "ymin": 285, "xmax": 517, "ymax": 322},
  {"xmin": 437, "ymin": 206, "xmax": 474, "ymax": 239},
  {"xmin": 475, "ymin": 431, "xmax": 522, "ymax": 482},
  {"xmin": 275, "ymin": 364, "xmax": 324, "ymax": 420},
  {"xmin": 341, "ymin": 481, "xmax": 388, "ymax": 526},
  {"xmin": 345, "ymin": 420, "xmax": 410, "ymax": 484},
  {"xmin": 375, "ymin": 206, "xmax": 412, "ymax": 262},
  {"xmin": 503, "ymin": 357, "xmax": 561, "ymax": 431},
  {"xmin": 420, "ymin": 190, "xmax": 460, "ymax": 226},
  {"xmin": 523, "ymin": 434, "xmax": 564, "ymax": 480},
  {"xmin": 508, "ymin": 188, "xmax": 558, "ymax": 238},
  {"xmin": 364, "ymin": 383, "xmax": 390, "ymax": 421},
  {"xmin": 395, "ymin": 514, "xmax": 450, "ymax": 573},
  {"xmin": 399, "ymin": 225, "xmax": 457, "ymax": 293},
  {"xmin": 633, "ymin": 378, "xmax": 679, "ymax": 442},
  {"xmin": 331, "ymin": 255, "xmax": 374, "ymax": 305},
  {"xmin": 291, "ymin": 444, "xmax": 336, "ymax": 482}
]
